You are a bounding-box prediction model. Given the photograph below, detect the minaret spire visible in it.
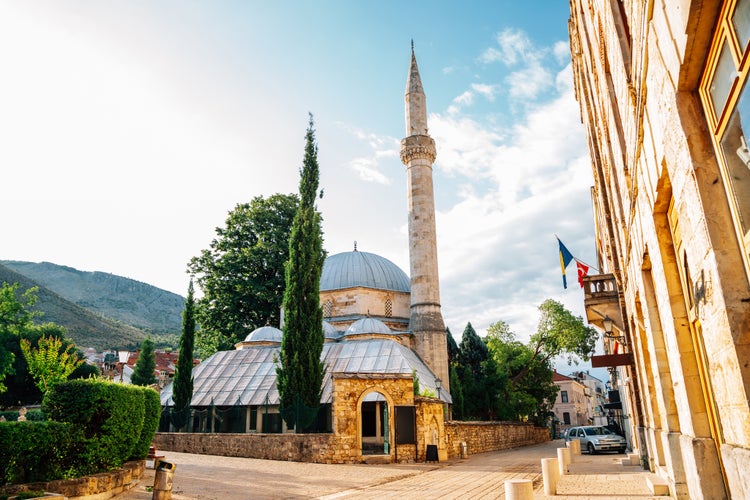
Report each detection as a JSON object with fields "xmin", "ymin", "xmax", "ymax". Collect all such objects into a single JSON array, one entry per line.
[
  {"xmin": 400, "ymin": 44, "xmax": 449, "ymax": 392},
  {"xmin": 405, "ymin": 42, "xmax": 428, "ymax": 136}
]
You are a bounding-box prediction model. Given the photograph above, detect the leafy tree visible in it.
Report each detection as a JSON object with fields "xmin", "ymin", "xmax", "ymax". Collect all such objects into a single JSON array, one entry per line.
[
  {"xmin": 454, "ymin": 322, "xmax": 500, "ymax": 420},
  {"xmin": 188, "ymin": 193, "xmax": 299, "ymax": 358},
  {"xmin": 131, "ymin": 338, "xmax": 157, "ymax": 386},
  {"xmin": 277, "ymin": 114, "xmax": 326, "ymax": 432},
  {"xmin": 20, "ymin": 335, "xmax": 82, "ymax": 393},
  {"xmin": 486, "ymin": 321, "xmax": 558, "ymax": 424},
  {"xmin": 0, "ymin": 283, "xmax": 38, "ymax": 394},
  {"xmin": 172, "ymin": 281, "xmax": 196, "ymax": 429}
]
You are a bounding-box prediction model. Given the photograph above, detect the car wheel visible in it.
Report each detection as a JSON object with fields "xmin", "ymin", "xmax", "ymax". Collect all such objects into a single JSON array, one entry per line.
[{"xmin": 587, "ymin": 442, "xmax": 596, "ymax": 455}]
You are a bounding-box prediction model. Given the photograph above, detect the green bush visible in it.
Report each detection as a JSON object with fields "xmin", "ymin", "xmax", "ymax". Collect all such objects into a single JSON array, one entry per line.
[
  {"xmin": 43, "ymin": 379, "xmax": 145, "ymax": 475},
  {"xmin": 129, "ymin": 386, "xmax": 161, "ymax": 460},
  {"xmin": 0, "ymin": 421, "xmax": 83, "ymax": 485}
]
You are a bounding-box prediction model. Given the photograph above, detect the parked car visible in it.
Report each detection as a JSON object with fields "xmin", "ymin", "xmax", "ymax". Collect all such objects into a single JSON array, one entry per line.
[{"xmin": 566, "ymin": 425, "xmax": 627, "ymax": 454}]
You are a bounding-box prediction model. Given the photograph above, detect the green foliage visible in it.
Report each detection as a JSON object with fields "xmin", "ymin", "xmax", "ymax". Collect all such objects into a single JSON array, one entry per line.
[
  {"xmin": 412, "ymin": 369, "xmax": 420, "ymax": 395},
  {"xmin": 131, "ymin": 338, "xmax": 157, "ymax": 387},
  {"xmin": 277, "ymin": 115, "xmax": 326, "ymax": 432},
  {"xmin": 20, "ymin": 335, "xmax": 82, "ymax": 394},
  {"xmin": 188, "ymin": 193, "xmax": 299, "ymax": 358},
  {"xmin": 532, "ymin": 299, "xmax": 598, "ymax": 365},
  {"xmin": 0, "ymin": 420, "xmax": 83, "ymax": 485},
  {"xmin": 42, "ymin": 379, "xmax": 145, "ymax": 475},
  {"xmin": 0, "ymin": 283, "xmax": 39, "ymax": 394},
  {"xmin": 485, "ymin": 321, "xmax": 559, "ymax": 424},
  {"xmin": 129, "ymin": 386, "xmax": 161, "ymax": 460},
  {"xmin": 452, "ymin": 322, "xmax": 501, "ymax": 420},
  {"xmin": 446, "ymin": 327, "xmax": 460, "ymax": 367},
  {"xmin": 171, "ymin": 281, "xmax": 195, "ymax": 429}
]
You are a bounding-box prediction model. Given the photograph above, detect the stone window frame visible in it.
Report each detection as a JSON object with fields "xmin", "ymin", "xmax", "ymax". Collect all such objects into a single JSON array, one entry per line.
[
  {"xmin": 700, "ymin": 0, "xmax": 750, "ymax": 273},
  {"xmin": 561, "ymin": 390, "xmax": 569, "ymax": 403}
]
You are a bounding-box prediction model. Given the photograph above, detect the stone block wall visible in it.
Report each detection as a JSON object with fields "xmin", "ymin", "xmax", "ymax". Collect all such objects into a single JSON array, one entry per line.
[{"xmin": 444, "ymin": 421, "xmax": 549, "ymax": 458}]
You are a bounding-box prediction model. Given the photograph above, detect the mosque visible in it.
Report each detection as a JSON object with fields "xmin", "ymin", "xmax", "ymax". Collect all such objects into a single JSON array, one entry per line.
[{"xmin": 159, "ymin": 46, "xmax": 454, "ymax": 463}]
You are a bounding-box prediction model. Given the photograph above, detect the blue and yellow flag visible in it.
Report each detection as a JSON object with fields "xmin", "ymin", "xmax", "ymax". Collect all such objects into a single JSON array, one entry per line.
[{"xmin": 557, "ymin": 237, "xmax": 574, "ymax": 289}]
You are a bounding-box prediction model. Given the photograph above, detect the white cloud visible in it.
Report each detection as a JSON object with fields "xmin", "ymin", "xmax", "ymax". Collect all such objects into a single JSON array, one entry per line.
[
  {"xmin": 471, "ymin": 83, "xmax": 499, "ymax": 101},
  {"xmin": 351, "ymin": 157, "xmax": 392, "ymax": 185}
]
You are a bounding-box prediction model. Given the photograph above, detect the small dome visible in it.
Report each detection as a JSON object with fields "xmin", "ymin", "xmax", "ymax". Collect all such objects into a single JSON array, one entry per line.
[
  {"xmin": 344, "ymin": 317, "xmax": 393, "ymax": 337},
  {"xmin": 320, "ymin": 251, "xmax": 410, "ymax": 292},
  {"xmin": 323, "ymin": 321, "xmax": 341, "ymax": 339},
  {"xmin": 243, "ymin": 326, "xmax": 283, "ymax": 343}
]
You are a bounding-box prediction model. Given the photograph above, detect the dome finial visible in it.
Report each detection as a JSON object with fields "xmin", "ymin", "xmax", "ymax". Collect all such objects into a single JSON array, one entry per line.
[{"xmin": 354, "ymin": 240, "xmax": 358, "ymax": 251}]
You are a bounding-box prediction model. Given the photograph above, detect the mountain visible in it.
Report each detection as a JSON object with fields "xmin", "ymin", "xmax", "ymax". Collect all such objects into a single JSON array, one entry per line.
[
  {"xmin": 0, "ymin": 262, "xmax": 153, "ymax": 350},
  {"xmin": 1, "ymin": 261, "xmax": 185, "ymax": 337}
]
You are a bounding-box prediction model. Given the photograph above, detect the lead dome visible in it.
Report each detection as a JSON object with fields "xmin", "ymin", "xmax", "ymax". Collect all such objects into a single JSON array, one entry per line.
[{"xmin": 320, "ymin": 250, "xmax": 410, "ymax": 293}]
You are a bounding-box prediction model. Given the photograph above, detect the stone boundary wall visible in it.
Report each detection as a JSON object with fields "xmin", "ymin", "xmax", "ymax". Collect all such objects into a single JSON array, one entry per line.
[
  {"xmin": 154, "ymin": 432, "xmax": 356, "ymax": 464},
  {"xmin": 154, "ymin": 421, "xmax": 549, "ymax": 463},
  {"xmin": 0, "ymin": 460, "xmax": 145, "ymax": 499},
  {"xmin": 444, "ymin": 422, "xmax": 549, "ymax": 458}
]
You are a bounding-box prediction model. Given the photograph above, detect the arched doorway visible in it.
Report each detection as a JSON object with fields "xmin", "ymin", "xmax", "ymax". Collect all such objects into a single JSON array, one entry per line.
[{"xmin": 360, "ymin": 391, "xmax": 391, "ymax": 455}]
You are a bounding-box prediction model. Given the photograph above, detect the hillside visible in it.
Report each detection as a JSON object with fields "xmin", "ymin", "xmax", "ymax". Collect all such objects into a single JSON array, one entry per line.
[
  {"xmin": 1, "ymin": 260, "xmax": 185, "ymax": 335},
  {"xmin": 0, "ymin": 263, "xmax": 152, "ymax": 350}
]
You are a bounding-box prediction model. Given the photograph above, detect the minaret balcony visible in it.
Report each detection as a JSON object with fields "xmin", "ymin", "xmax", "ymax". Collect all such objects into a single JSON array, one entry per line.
[{"xmin": 582, "ymin": 274, "xmax": 622, "ymax": 331}]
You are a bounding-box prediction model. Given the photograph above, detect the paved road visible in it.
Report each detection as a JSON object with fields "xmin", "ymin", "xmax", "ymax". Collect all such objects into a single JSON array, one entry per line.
[{"xmin": 119, "ymin": 440, "xmax": 663, "ymax": 499}]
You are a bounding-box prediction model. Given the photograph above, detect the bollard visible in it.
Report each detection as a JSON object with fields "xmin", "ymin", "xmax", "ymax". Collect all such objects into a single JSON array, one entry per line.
[
  {"xmin": 565, "ymin": 440, "xmax": 577, "ymax": 462},
  {"xmin": 557, "ymin": 447, "xmax": 571, "ymax": 476},
  {"xmin": 504, "ymin": 478, "xmax": 533, "ymax": 500},
  {"xmin": 152, "ymin": 460, "xmax": 176, "ymax": 500},
  {"xmin": 569, "ymin": 438, "xmax": 581, "ymax": 455},
  {"xmin": 541, "ymin": 457, "xmax": 559, "ymax": 495},
  {"xmin": 460, "ymin": 441, "xmax": 468, "ymax": 459}
]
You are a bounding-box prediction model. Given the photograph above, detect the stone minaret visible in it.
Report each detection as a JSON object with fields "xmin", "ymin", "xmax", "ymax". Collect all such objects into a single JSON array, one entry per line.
[{"xmin": 400, "ymin": 43, "xmax": 449, "ymax": 392}]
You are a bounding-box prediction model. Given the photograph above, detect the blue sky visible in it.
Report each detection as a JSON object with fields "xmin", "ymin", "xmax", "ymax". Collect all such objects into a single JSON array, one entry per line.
[{"xmin": 0, "ymin": 1, "xmax": 600, "ymax": 369}]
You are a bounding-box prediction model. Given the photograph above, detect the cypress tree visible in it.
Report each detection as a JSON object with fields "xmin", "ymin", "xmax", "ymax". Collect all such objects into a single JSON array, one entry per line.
[
  {"xmin": 172, "ymin": 280, "xmax": 196, "ymax": 429},
  {"xmin": 131, "ymin": 338, "xmax": 157, "ymax": 386},
  {"xmin": 276, "ymin": 114, "xmax": 326, "ymax": 432}
]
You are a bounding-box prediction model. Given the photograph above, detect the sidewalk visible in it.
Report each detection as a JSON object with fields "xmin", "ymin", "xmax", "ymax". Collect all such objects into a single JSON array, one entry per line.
[{"xmin": 118, "ymin": 440, "xmax": 666, "ymax": 499}]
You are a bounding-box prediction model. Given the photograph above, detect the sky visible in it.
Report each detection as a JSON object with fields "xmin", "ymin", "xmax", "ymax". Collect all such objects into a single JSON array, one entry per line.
[{"xmin": 0, "ymin": 1, "xmax": 601, "ymax": 373}]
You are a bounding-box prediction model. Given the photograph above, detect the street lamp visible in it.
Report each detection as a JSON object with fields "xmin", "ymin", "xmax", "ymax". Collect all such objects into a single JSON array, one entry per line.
[
  {"xmin": 435, "ymin": 378, "xmax": 441, "ymax": 400},
  {"xmin": 118, "ymin": 350, "xmax": 130, "ymax": 383}
]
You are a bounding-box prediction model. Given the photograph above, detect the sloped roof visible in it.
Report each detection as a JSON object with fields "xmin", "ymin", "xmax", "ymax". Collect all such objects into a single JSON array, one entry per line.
[{"xmin": 161, "ymin": 338, "xmax": 451, "ymax": 406}]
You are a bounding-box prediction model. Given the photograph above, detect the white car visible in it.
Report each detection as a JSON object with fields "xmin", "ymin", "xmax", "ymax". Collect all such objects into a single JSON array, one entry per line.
[{"xmin": 566, "ymin": 425, "xmax": 627, "ymax": 454}]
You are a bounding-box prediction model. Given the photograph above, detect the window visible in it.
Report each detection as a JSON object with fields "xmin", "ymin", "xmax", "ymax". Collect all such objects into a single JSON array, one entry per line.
[
  {"xmin": 384, "ymin": 297, "xmax": 393, "ymax": 317},
  {"xmin": 323, "ymin": 299, "xmax": 332, "ymax": 318},
  {"xmin": 561, "ymin": 390, "xmax": 569, "ymax": 403},
  {"xmin": 563, "ymin": 413, "xmax": 571, "ymax": 425},
  {"xmin": 700, "ymin": 0, "xmax": 750, "ymax": 271}
]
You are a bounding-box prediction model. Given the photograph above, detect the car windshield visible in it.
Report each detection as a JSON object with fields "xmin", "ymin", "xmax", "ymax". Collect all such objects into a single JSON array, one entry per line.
[{"xmin": 583, "ymin": 426, "xmax": 613, "ymax": 436}]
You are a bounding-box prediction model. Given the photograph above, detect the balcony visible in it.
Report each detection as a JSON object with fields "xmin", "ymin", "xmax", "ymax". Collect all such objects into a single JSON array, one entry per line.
[{"xmin": 582, "ymin": 273, "xmax": 622, "ymax": 330}]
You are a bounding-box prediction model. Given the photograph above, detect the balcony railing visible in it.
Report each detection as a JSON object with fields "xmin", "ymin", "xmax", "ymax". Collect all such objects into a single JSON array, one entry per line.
[{"xmin": 582, "ymin": 273, "xmax": 622, "ymax": 330}]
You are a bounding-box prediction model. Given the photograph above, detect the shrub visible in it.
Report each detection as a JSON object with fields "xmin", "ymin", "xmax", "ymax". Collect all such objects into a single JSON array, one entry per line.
[
  {"xmin": 0, "ymin": 421, "xmax": 82, "ymax": 485},
  {"xmin": 43, "ymin": 379, "xmax": 145, "ymax": 475},
  {"xmin": 129, "ymin": 386, "xmax": 161, "ymax": 460}
]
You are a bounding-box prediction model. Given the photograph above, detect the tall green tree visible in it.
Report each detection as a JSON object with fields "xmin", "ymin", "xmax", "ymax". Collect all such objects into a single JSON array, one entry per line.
[
  {"xmin": 277, "ymin": 114, "xmax": 326, "ymax": 432},
  {"xmin": 172, "ymin": 281, "xmax": 196, "ymax": 429},
  {"xmin": 454, "ymin": 322, "xmax": 501, "ymax": 420},
  {"xmin": 131, "ymin": 338, "xmax": 157, "ymax": 386},
  {"xmin": 188, "ymin": 193, "xmax": 299, "ymax": 358}
]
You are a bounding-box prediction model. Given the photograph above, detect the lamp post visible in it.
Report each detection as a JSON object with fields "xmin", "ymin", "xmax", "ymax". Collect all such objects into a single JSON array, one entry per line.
[
  {"xmin": 602, "ymin": 316, "xmax": 626, "ymax": 343},
  {"xmin": 118, "ymin": 350, "xmax": 129, "ymax": 383},
  {"xmin": 435, "ymin": 378, "xmax": 441, "ymax": 400}
]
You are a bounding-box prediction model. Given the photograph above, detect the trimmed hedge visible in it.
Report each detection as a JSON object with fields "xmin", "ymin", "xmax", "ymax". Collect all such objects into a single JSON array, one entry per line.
[
  {"xmin": 1, "ymin": 380, "xmax": 161, "ymax": 485},
  {"xmin": 130, "ymin": 385, "xmax": 161, "ymax": 461},
  {"xmin": 0, "ymin": 421, "xmax": 83, "ymax": 485},
  {"xmin": 43, "ymin": 379, "xmax": 145, "ymax": 475}
]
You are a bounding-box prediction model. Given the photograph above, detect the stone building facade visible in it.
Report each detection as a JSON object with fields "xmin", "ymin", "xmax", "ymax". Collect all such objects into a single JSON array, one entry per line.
[{"xmin": 569, "ymin": 1, "xmax": 750, "ymax": 497}]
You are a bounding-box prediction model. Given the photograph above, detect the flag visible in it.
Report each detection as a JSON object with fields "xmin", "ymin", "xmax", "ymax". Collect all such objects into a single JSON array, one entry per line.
[
  {"xmin": 558, "ymin": 238, "xmax": 574, "ymax": 288},
  {"xmin": 576, "ymin": 260, "xmax": 589, "ymax": 288}
]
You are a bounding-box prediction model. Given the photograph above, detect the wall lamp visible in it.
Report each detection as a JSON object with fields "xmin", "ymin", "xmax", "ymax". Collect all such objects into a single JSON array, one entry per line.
[{"xmin": 602, "ymin": 316, "xmax": 626, "ymax": 344}]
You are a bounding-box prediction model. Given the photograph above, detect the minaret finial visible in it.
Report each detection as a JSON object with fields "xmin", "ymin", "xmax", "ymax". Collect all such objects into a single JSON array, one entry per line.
[
  {"xmin": 354, "ymin": 241, "xmax": 357, "ymax": 252},
  {"xmin": 411, "ymin": 39, "xmax": 414, "ymax": 53}
]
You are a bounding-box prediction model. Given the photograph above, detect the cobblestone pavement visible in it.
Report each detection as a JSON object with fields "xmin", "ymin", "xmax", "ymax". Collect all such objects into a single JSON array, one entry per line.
[{"xmin": 118, "ymin": 440, "xmax": 666, "ymax": 499}]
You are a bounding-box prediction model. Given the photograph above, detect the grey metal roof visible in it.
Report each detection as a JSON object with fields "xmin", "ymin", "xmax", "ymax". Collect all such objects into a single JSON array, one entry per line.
[
  {"xmin": 323, "ymin": 320, "xmax": 342, "ymax": 339},
  {"xmin": 320, "ymin": 251, "xmax": 410, "ymax": 292},
  {"xmin": 161, "ymin": 338, "xmax": 451, "ymax": 407}
]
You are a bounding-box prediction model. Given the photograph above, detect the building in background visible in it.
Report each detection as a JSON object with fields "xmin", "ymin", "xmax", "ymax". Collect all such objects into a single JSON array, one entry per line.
[
  {"xmin": 569, "ymin": 0, "xmax": 750, "ymax": 497},
  {"xmin": 552, "ymin": 371, "xmax": 591, "ymax": 429}
]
